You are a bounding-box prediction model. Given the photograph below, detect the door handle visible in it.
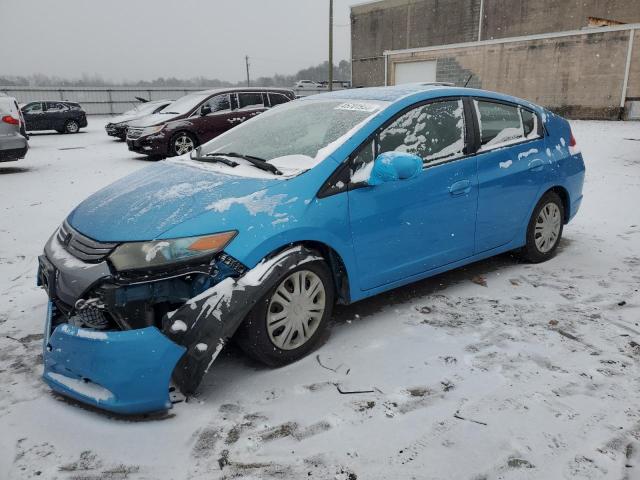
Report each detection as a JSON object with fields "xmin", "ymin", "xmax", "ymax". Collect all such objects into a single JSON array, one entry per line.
[
  {"xmin": 528, "ymin": 158, "xmax": 544, "ymax": 171},
  {"xmin": 449, "ymin": 179, "xmax": 471, "ymax": 196}
]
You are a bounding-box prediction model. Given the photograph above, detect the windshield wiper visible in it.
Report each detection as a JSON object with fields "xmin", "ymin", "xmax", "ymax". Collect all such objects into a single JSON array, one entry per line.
[
  {"xmin": 211, "ymin": 152, "xmax": 283, "ymax": 176},
  {"xmin": 160, "ymin": 111, "xmax": 180, "ymax": 114},
  {"xmin": 190, "ymin": 147, "xmax": 239, "ymax": 167}
]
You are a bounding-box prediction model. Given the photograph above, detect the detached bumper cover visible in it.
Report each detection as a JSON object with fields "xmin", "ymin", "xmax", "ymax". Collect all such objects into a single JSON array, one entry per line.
[{"xmin": 43, "ymin": 321, "xmax": 185, "ymax": 415}]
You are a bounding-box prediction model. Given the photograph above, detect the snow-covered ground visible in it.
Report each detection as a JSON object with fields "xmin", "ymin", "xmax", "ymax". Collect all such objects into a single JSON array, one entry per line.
[{"xmin": 0, "ymin": 118, "xmax": 639, "ymax": 480}]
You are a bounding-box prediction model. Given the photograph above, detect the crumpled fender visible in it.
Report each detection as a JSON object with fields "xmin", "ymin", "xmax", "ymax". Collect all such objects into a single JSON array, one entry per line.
[{"xmin": 163, "ymin": 246, "xmax": 322, "ymax": 394}]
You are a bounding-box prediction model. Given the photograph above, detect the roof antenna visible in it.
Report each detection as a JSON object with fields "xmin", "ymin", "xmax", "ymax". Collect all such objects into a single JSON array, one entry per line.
[{"xmin": 463, "ymin": 74, "xmax": 473, "ymax": 87}]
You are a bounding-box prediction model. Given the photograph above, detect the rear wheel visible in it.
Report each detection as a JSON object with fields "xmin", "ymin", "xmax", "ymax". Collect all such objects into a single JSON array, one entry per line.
[
  {"xmin": 521, "ymin": 191, "xmax": 564, "ymax": 263},
  {"xmin": 64, "ymin": 120, "xmax": 79, "ymax": 134},
  {"xmin": 236, "ymin": 261, "xmax": 334, "ymax": 367},
  {"xmin": 170, "ymin": 132, "xmax": 197, "ymax": 157}
]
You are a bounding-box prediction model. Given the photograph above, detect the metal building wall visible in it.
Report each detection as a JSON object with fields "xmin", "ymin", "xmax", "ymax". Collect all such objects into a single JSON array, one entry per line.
[
  {"xmin": 385, "ymin": 25, "xmax": 640, "ymax": 119},
  {"xmin": 351, "ymin": 0, "xmax": 640, "ymax": 88}
]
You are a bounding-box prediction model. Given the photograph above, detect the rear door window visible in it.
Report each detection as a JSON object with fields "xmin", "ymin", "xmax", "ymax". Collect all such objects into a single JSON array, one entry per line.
[
  {"xmin": 377, "ymin": 99, "xmax": 466, "ymax": 165},
  {"xmin": 46, "ymin": 102, "xmax": 69, "ymax": 112},
  {"xmin": 521, "ymin": 108, "xmax": 540, "ymax": 139},
  {"xmin": 238, "ymin": 93, "xmax": 264, "ymax": 110},
  {"xmin": 474, "ymin": 100, "xmax": 525, "ymax": 150}
]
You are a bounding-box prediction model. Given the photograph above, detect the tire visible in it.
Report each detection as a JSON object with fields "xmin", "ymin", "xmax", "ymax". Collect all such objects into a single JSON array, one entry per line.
[
  {"xmin": 236, "ymin": 260, "xmax": 335, "ymax": 367},
  {"xmin": 169, "ymin": 132, "xmax": 197, "ymax": 157},
  {"xmin": 64, "ymin": 120, "xmax": 79, "ymax": 134},
  {"xmin": 521, "ymin": 191, "xmax": 564, "ymax": 263}
]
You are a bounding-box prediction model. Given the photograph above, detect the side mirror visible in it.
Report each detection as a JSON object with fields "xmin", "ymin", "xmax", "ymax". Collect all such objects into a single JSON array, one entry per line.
[
  {"xmin": 190, "ymin": 146, "xmax": 202, "ymax": 160},
  {"xmin": 200, "ymin": 105, "xmax": 211, "ymax": 116},
  {"xmin": 367, "ymin": 151, "xmax": 423, "ymax": 186}
]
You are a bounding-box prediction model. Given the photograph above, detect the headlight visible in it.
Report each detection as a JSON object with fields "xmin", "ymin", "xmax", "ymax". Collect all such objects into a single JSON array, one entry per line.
[
  {"xmin": 109, "ymin": 231, "xmax": 237, "ymax": 271},
  {"xmin": 141, "ymin": 125, "xmax": 165, "ymax": 136}
]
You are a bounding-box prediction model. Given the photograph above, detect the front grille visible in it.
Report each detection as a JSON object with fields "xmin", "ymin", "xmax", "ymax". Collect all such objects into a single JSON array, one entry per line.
[
  {"xmin": 57, "ymin": 221, "xmax": 118, "ymax": 263},
  {"xmin": 75, "ymin": 306, "xmax": 110, "ymax": 329},
  {"xmin": 127, "ymin": 127, "xmax": 144, "ymax": 140}
]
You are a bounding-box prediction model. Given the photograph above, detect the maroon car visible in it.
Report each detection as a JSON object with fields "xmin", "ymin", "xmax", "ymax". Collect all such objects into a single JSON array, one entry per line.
[{"xmin": 125, "ymin": 87, "xmax": 295, "ymax": 158}]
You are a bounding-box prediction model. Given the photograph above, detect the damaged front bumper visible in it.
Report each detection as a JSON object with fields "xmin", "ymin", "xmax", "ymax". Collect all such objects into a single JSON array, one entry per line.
[
  {"xmin": 38, "ymin": 223, "xmax": 317, "ymax": 414},
  {"xmin": 38, "ymin": 226, "xmax": 243, "ymax": 415},
  {"xmin": 43, "ymin": 318, "xmax": 185, "ymax": 414}
]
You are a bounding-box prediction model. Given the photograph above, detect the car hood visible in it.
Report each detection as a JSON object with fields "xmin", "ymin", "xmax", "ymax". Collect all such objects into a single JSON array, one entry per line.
[
  {"xmin": 127, "ymin": 113, "xmax": 182, "ymax": 128},
  {"xmin": 109, "ymin": 111, "xmax": 153, "ymax": 125},
  {"xmin": 67, "ymin": 160, "xmax": 280, "ymax": 242}
]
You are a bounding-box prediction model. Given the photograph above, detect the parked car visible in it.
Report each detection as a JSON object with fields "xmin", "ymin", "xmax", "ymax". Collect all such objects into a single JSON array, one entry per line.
[
  {"xmin": 126, "ymin": 88, "xmax": 295, "ymax": 158},
  {"xmin": 38, "ymin": 84, "xmax": 584, "ymax": 414},
  {"xmin": 0, "ymin": 96, "xmax": 28, "ymax": 162},
  {"xmin": 294, "ymin": 80, "xmax": 324, "ymax": 89},
  {"xmin": 105, "ymin": 100, "xmax": 172, "ymax": 140},
  {"xmin": 21, "ymin": 101, "xmax": 87, "ymax": 134}
]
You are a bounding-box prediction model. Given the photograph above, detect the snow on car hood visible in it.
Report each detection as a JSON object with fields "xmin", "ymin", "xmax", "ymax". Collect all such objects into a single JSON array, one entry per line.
[
  {"xmin": 109, "ymin": 111, "xmax": 155, "ymax": 125},
  {"xmin": 127, "ymin": 112, "xmax": 182, "ymax": 128},
  {"xmin": 67, "ymin": 161, "xmax": 281, "ymax": 242}
]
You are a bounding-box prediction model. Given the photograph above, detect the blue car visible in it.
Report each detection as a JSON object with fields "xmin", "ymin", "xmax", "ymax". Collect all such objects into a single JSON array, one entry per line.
[{"xmin": 38, "ymin": 84, "xmax": 585, "ymax": 414}]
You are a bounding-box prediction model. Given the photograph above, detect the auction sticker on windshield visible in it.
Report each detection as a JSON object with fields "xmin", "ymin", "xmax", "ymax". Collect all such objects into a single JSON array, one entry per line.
[{"xmin": 335, "ymin": 102, "xmax": 381, "ymax": 112}]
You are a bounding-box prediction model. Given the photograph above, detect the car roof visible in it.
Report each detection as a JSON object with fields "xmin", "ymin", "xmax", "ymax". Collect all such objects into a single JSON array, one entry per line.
[
  {"xmin": 304, "ymin": 83, "xmax": 540, "ymax": 111},
  {"xmin": 189, "ymin": 87, "xmax": 295, "ymax": 96}
]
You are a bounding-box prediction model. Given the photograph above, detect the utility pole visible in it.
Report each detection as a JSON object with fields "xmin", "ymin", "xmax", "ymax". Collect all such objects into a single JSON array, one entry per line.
[
  {"xmin": 245, "ymin": 55, "xmax": 250, "ymax": 87},
  {"xmin": 328, "ymin": 0, "xmax": 333, "ymax": 91}
]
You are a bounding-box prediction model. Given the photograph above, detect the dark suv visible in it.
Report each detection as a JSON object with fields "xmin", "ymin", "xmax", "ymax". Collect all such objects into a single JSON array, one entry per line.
[
  {"xmin": 126, "ymin": 87, "xmax": 295, "ymax": 158},
  {"xmin": 21, "ymin": 101, "xmax": 88, "ymax": 134}
]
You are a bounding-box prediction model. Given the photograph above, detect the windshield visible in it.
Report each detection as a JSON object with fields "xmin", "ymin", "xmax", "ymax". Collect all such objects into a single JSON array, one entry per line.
[
  {"xmin": 199, "ymin": 99, "xmax": 387, "ymax": 165},
  {"xmin": 161, "ymin": 93, "xmax": 210, "ymax": 115}
]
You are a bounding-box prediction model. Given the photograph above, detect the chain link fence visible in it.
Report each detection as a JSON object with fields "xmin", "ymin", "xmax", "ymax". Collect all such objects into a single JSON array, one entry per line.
[{"xmin": 0, "ymin": 87, "xmax": 207, "ymax": 115}]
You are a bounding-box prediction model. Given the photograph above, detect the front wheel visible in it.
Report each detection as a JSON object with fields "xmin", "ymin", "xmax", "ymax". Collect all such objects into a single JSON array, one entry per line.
[
  {"xmin": 236, "ymin": 261, "xmax": 334, "ymax": 367},
  {"xmin": 170, "ymin": 132, "xmax": 197, "ymax": 157},
  {"xmin": 521, "ymin": 191, "xmax": 564, "ymax": 263},
  {"xmin": 64, "ymin": 120, "xmax": 79, "ymax": 134}
]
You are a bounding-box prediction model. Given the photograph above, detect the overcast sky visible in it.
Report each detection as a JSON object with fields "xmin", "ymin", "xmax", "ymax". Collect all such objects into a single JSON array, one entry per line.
[{"xmin": 0, "ymin": 0, "xmax": 362, "ymax": 82}]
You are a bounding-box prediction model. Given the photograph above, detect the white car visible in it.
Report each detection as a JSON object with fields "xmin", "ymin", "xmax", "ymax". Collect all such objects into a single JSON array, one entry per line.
[
  {"xmin": 0, "ymin": 96, "xmax": 28, "ymax": 162},
  {"xmin": 294, "ymin": 80, "xmax": 325, "ymax": 90},
  {"xmin": 105, "ymin": 99, "xmax": 172, "ymax": 140}
]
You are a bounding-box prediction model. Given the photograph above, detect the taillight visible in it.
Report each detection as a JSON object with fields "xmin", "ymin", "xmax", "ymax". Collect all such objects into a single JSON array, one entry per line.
[
  {"xmin": 568, "ymin": 129, "xmax": 580, "ymax": 156},
  {"xmin": 2, "ymin": 115, "xmax": 20, "ymax": 125}
]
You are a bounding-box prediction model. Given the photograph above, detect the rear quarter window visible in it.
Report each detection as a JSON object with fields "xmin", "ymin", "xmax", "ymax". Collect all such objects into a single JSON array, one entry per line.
[{"xmin": 268, "ymin": 93, "xmax": 291, "ymax": 107}]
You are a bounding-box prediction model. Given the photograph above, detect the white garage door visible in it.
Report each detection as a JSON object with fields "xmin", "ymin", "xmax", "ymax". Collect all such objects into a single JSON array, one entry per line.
[{"xmin": 394, "ymin": 60, "xmax": 437, "ymax": 85}]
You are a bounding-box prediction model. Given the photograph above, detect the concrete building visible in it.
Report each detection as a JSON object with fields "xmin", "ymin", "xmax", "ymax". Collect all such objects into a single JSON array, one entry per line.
[{"xmin": 350, "ymin": 0, "xmax": 640, "ymax": 119}]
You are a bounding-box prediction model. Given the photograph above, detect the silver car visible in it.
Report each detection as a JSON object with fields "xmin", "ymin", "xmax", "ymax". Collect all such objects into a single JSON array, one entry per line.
[{"xmin": 0, "ymin": 96, "xmax": 28, "ymax": 162}]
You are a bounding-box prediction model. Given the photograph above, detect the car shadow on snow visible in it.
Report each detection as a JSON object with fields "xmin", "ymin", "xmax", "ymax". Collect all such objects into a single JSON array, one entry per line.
[
  {"xmin": 196, "ymin": 244, "xmax": 577, "ymax": 402},
  {"xmin": 129, "ymin": 155, "xmax": 163, "ymax": 162},
  {"xmin": 0, "ymin": 166, "xmax": 33, "ymax": 175},
  {"xmin": 27, "ymin": 131, "xmax": 88, "ymax": 137},
  {"xmin": 332, "ymin": 250, "xmax": 523, "ymax": 323}
]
